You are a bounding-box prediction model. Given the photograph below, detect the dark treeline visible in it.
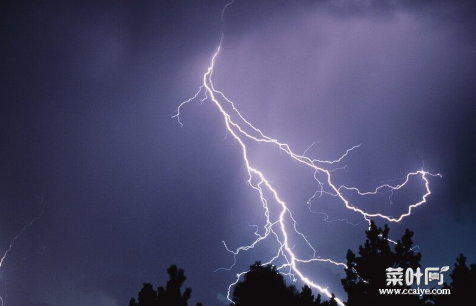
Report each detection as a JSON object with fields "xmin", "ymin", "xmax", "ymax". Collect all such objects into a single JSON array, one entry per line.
[
  {"xmin": 128, "ymin": 265, "xmax": 202, "ymax": 306},
  {"xmin": 128, "ymin": 221, "xmax": 476, "ymax": 306}
]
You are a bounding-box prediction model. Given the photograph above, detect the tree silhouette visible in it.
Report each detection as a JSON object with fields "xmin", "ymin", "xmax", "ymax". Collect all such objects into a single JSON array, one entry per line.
[
  {"xmin": 132, "ymin": 283, "xmax": 157, "ymax": 306},
  {"xmin": 232, "ymin": 262, "xmax": 295, "ymax": 306},
  {"xmin": 321, "ymin": 293, "xmax": 338, "ymax": 306},
  {"xmin": 341, "ymin": 221, "xmax": 423, "ymax": 306},
  {"xmin": 231, "ymin": 261, "xmax": 334, "ymax": 306},
  {"xmin": 432, "ymin": 253, "xmax": 476, "ymax": 305},
  {"xmin": 157, "ymin": 265, "xmax": 193, "ymax": 306},
  {"xmin": 129, "ymin": 228, "xmax": 475, "ymax": 306},
  {"xmin": 299, "ymin": 285, "xmax": 319, "ymax": 306},
  {"xmin": 129, "ymin": 265, "xmax": 202, "ymax": 306}
]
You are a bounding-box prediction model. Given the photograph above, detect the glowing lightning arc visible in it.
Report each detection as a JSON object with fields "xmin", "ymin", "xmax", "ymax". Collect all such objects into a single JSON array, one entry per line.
[
  {"xmin": 0, "ymin": 212, "xmax": 43, "ymax": 306},
  {"xmin": 173, "ymin": 2, "xmax": 440, "ymax": 305}
]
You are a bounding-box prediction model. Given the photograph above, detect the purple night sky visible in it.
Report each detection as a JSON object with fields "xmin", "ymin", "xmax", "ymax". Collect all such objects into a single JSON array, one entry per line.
[{"xmin": 1, "ymin": 1, "xmax": 475, "ymax": 306}]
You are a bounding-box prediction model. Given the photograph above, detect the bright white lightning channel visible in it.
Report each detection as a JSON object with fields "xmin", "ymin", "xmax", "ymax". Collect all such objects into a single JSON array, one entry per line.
[{"xmin": 173, "ymin": 5, "xmax": 440, "ymax": 305}]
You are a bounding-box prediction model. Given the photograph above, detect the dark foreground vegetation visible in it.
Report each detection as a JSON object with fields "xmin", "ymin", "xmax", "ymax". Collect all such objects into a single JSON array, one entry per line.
[{"xmin": 128, "ymin": 221, "xmax": 476, "ymax": 306}]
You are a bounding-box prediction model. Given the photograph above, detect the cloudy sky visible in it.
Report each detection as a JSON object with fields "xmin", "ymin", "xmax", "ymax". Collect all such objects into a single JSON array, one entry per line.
[{"xmin": 1, "ymin": 0, "xmax": 475, "ymax": 305}]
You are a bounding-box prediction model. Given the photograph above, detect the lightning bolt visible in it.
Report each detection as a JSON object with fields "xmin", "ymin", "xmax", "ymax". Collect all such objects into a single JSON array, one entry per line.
[
  {"xmin": 0, "ymin": 212, "xmax": 44, "ymax": 306},
  {"xmin": 173, "ymin": 1, "xmax": 440, "ymax": 305}
]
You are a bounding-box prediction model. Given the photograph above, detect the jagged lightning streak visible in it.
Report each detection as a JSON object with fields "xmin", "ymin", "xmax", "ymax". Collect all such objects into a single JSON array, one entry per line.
[
  {"xmin": 0, "ymin": 213, "xmax": 43, "ymax": 269},
  {"xmin": 173, "ymin": 2, "xmax": 440, "ymax": 305},
  {"xmin": 0, "ymin": 212, "xmax": 43, "ymax": 306}
]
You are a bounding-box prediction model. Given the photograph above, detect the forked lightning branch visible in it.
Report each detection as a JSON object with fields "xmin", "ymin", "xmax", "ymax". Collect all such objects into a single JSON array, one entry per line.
[{"xmin": 173, "ymin": 2, "xmax": 440, "ymax": 305}]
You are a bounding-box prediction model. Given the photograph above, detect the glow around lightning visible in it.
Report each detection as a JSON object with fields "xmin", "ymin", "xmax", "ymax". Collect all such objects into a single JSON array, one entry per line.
[{"xmin": 173, "ymin": 3, "xmax": 440, "ymax": 305}]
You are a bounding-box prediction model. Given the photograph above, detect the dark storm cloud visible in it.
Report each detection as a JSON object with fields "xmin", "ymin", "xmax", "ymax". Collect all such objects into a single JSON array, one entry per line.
[
  {"xmin": 6, "ymin": 283, "xmax": 51, "ymax": 306},
  {"xmin": 215, "ymin": 0, "xmax": 476, "ymax": 211},
  {"xmin": 1, "ymin": 1, "xmax": 475, "ymax": 306},
  {"xmin": 200, "ymin": 0, "xmax": 476, "ymax": 296}
]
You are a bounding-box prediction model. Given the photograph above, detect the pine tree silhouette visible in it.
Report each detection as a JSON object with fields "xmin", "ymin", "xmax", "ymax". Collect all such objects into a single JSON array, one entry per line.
[
  {"xmin": 432, "ymin": 253, "xmax": 476, "ymax": 305},
  {"xmin": 128, "ymin": 265, "xmax": 202, "ymax": 306},
  {"xmin": 231, "ymin": 261, "xmax": 334, "ymax": 306},
  {"xmin": 341, "ymin": 221, "xmax": 423, "ymax": 306}
]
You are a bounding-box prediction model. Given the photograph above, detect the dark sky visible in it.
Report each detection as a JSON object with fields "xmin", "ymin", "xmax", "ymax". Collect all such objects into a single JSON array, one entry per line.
[{"xmin": 1, "ymin": 0, "xmax": 476, "ymax": 305}]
